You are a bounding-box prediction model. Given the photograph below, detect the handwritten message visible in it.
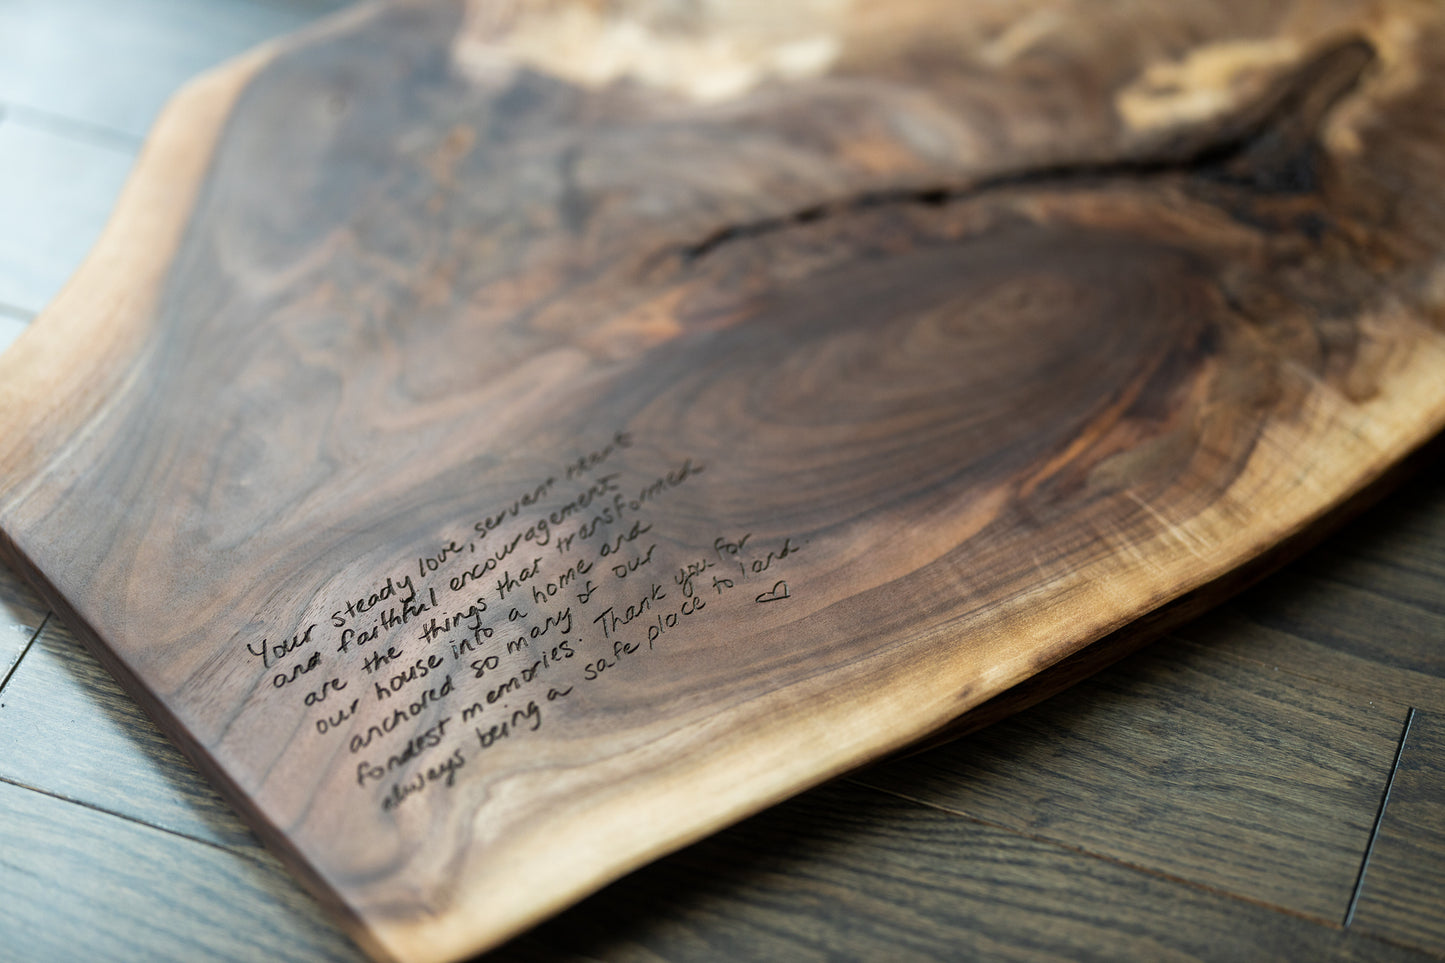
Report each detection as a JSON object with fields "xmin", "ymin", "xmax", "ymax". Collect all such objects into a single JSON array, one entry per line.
[{"xmin": 243, "ymin": 431, "xmax": 803, "ymax": 811}]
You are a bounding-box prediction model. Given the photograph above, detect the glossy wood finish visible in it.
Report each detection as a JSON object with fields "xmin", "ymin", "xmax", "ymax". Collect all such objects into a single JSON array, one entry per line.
[{"xmin": 4, "ymin": 2, "xmax": 1445, "ymax": 960}]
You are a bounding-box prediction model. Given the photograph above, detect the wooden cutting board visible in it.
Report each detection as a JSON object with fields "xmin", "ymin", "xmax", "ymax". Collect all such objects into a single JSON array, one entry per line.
[{"xmin": 3, "ymin": 1, "xmax": 1445, "ymax": 960}]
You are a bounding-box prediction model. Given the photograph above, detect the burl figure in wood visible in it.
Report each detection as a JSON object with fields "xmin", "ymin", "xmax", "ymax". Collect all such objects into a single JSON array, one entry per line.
[{"xmin": 2, "ymin": 1, "xmax": 1445, "ymax": 960}]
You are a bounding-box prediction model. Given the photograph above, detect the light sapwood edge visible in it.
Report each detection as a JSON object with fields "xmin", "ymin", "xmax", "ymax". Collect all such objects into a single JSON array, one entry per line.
[
  {"xmin": 912, "ymin": 427, "xmax": 1445, "ymax": 756},
  {"xmin": 364, "ymin": 341, "xmax": 1445, "ymax": 963},
  {"xmin": 0, "ymin": 66, "xmax": 255, "ymax": 508},
  {"xmin": 0, "ymin": 534, "xmax": 400, "ymax": 963},
  {"xmin": 0, "ymin": 0, "xmax": 386, "ymax": 511},
  {"xmin": 0, "ymin": 4, "xmax": 407, "ymax": 960}
]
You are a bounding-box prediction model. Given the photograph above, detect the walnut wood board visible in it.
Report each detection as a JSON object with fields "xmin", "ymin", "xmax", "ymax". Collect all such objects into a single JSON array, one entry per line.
[{"xmin": 3, "ymin": 1, "xmax": 1445, "ymax": 960}]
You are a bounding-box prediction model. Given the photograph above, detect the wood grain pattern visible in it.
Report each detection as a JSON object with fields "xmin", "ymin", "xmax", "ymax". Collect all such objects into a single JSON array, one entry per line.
[
  {"xmin": 0, "ymin": 778, "xmax": 359, "ymax": 963},
  {"xmin": 857, "ymin": 639, "xmax": 1407, "ymax": 920},
  {"xmin": 1, "ymin": 560, "xmax": 1428, "ymax": 963},
  {"xmin": 1352, "ymin": 710, "xmax": 1445, "ymax": 956},
  {"xmin": 1177, "ymin": 456, "xmax": 1445, "ymax": 710},
  {"xmin": 0, "ymin": 613, "xmax": 255, "ymax": 849},
  {"xmin": 0, "ymin": 0, "xmax": 356, "ymax": 140},
  {"xmin": 0, "ymin": 306, "xmax": 32, "ymax": 359},
  {"xmin": 1196, "ymin": 582, "xmax": 1445, "ymax": 706},
  {"xmin": 3, "ymin": 1, "xmax": 1445, "ymax": 960},
  {"xmin": 494, "ymin": 781, "xmax": 1435, "ymax": 963}
]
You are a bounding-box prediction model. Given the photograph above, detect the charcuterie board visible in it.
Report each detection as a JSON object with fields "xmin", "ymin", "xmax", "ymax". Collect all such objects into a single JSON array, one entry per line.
[{"xmin": 2, "ymin": 1, "xmax": 1444, "ymax": 960}]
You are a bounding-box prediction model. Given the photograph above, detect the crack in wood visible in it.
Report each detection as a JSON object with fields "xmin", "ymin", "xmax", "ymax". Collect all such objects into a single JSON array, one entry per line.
[{"xmin": 674, "ymin": 38, "xmax": 1374, "ymax": 265}]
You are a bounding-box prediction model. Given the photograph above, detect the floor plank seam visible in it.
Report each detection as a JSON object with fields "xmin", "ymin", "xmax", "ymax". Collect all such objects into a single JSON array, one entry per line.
[
  {"xmin": 0, "ymin": 772, "xmax": 254, "ymax": 857},
  {"xmin": 0, "ymin": 102, "xmax": 144, "ymax": 153},
  {"xmin": 846, "ymin": 778, "xmax": 1350, "ymax": 929},
  {"xmin": 1191, "ymin": 642, "xmax": 1432, "ymax": 711},
  {"xmin": 1293, "ymin": 569, "xmax": 1445, "ymax": 621},
  {"xmin": 0, "ymin": 612, "xmax": 49, "ymax": 693},
  {"xmin": 1174, "ymin": 635, "xmax": 1383, "ymax": 694},
  {"xmin": 1309, "ymin": 552, "xmax": 1445, "ymax": 598},
  {"xmin": 1344, "ymin": 706, "xmax": 1416, "ymax": 929}
]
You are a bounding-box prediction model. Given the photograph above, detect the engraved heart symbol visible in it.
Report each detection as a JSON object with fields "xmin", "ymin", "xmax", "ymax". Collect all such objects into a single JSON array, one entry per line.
[{"xmin": 755, "ymin": 580, "xmax": 790, "ymax": 603}]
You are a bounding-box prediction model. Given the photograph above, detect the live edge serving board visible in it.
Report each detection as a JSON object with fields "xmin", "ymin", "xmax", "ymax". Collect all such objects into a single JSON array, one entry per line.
[{"xmin": 4, "ymin": 0, "xmax": 1445, "ymax": 959}]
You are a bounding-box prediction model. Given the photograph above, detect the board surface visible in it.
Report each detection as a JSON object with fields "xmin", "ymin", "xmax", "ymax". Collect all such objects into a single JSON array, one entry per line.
[{"xmin": 3, "ymin": 1, "xmax": 1445, "ymax": 960}]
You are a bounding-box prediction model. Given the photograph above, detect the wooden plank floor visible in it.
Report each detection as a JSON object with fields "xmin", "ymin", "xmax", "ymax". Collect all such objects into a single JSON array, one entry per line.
[{"xmin": 0, "ymin": 2, "xmax": 1441, "ymax": 960}]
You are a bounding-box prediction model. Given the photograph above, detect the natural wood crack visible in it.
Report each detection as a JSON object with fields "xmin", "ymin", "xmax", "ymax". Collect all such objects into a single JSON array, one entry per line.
[{"xmin": 674, "ymin": 37, "xmax": 1374, "ymax": 264}]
